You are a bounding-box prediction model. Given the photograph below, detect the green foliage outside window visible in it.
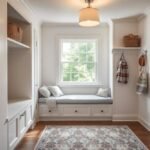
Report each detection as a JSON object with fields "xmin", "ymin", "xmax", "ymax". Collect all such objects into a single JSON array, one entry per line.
[{"xmin": 61, "ymin": 40, "xmax": 97, "ymax": 83}]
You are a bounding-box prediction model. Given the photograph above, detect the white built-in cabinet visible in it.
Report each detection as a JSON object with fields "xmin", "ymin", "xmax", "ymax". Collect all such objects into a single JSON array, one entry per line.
[
  {"xmin": 0, "ymin": 0, "xmax": 41, "ymax": 149},
  {"xmin": 8, "ymin": 101, "xmax": 32, "ymax": 150},
  {"xmin": 7, "ymin": 3, "xmax": 33, "ymax": 150}
]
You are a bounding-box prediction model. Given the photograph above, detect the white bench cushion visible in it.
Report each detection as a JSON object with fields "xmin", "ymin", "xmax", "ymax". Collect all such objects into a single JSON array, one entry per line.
[{"xmin": 39, "ymin": 95, "xmax": 112, "ymax": 104}]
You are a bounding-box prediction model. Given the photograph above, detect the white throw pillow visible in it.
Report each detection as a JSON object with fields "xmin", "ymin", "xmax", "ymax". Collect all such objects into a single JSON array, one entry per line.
[
  {"xmin": 39, "ymin": 86, "xmax": 51, "ymax": 98},
  {"xmin": 48, "ymin": 86, "xmax": 64, "ymax": 97},
  {"xmin": 96, "ymin": 88, "xmax": 109, "ymax": 97}
]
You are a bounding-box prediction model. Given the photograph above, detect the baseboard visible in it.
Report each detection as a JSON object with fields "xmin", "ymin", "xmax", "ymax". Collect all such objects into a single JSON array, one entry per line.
[
  {"xmin": 39, "ymin": 114, "xmax": 138, "ymax": 122},
  {"xmin": 31, "ymin": 119, "xmax": 37, "ymax": 129},
  {"xmin": 112, "ymin": 114, "xmax": 138, "ymax": 121},
  {"xmin": 39, "ymin": 116, "xmax": 112, "ymax": 121},
  {"xmin": 138, "ymin": 117, "xmax": 150, "ymax": 131},
  {"xmin": 38, "ymin": 115, "xmax": 150, "ymax": 131}
]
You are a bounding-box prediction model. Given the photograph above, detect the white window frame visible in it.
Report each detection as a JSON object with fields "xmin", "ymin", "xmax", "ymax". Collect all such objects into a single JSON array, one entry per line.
[{"xmin": 57, "ymin": 35, "xmax": 102, "ymax": 86}]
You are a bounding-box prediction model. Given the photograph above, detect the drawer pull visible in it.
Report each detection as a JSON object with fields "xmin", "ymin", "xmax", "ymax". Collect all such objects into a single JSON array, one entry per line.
[
  {"xmin": 101, "ymin": 110, "xmax": 104, "ymax": 113},
  {"xmin": 49, "ymin": 110, "xmax": 52, "ymax": 112},
  {"xmin": 75, "ymin": 110, "xmax": 78, "ymax": 113},
  {"xmin": 20, "ymin": 114, "xmax": 25, "ymax": 117},
  {"xmin": 4, "ymin": 118, "xmax": 8, "ymax": 124}
]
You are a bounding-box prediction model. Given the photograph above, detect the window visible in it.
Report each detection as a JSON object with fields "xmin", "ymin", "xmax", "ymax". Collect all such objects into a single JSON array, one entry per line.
[{"xmin": 59, "ymin": 39, "xmax": 98, "ymax": 84}]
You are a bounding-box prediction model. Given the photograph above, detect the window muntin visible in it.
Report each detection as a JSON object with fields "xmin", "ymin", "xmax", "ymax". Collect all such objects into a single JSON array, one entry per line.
[{"xmin": 60, "ymin": 39, "xmax": 98, "ymax": 84}]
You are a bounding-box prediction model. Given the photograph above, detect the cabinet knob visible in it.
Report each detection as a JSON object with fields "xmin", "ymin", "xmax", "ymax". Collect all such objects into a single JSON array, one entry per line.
[
  {"xmin": 20, "ymin": 114, "xmax": 25, "ymax": 117},
  {"xmin": 101, "ymin": 110, "xmax": 104, "ymax": 113},
  {"xmin": 75, "ymin": 110, "xmax": 78, "ymax": 113},
  {"xmin": 4, "ymin": 118, "xmax": 8, "ymax": 124},
  {"xmin": 49, "ymin": 110, "xmax": 51, "ymax": 112}
]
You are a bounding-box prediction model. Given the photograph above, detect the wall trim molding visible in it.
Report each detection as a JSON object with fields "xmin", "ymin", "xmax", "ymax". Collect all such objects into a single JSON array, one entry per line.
[
  {"xmin": 112, "ymin": 114, "xmax": 138, "ymax": 121},
  {"xmin": 39, "ymin": 116, "xmax": 112, "ymax": 121},
  {"xmin": 42, "ymin": 22, "xmax": 109, "ymax": 28},
  {"xmin": 38, "ymin": 115, "xmax": 150, "ymax": 132},
  {"xmin": 138, "ymin": 117, "xmax": 150, "ymax": 131},
  {"xmin": 20, "ymin": 0, "xmax": 42, "ymax": 24},
  {"xmin": 39, "ymin": 115, "xmax": 138, "ymax": 122}
]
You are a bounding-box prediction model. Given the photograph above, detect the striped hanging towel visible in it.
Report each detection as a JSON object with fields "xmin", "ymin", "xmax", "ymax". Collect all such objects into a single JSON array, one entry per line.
[{"xmin": 116, "ymin": 53, "xmax": 129, "ymax": 84}]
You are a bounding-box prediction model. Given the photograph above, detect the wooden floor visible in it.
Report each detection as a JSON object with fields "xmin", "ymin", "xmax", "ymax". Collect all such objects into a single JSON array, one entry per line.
[{"xmin": 16, "ymin": 121, "xmax": 150, "ymax": 150}]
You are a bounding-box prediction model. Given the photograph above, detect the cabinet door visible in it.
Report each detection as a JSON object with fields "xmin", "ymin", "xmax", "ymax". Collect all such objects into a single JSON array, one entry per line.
[
  {"xmin": 8, "ymin": 117, "xmax": 18, "ymax": 149},
  {"xmin": 33, "ymin": 27, "xmax": 40, "ymax": 125},
  {"xmin": 0, "ymin": 0, "xmax": 8, "ymax": 150},
  {"xmin": 19, "ymin": 111, "xmax": 26, "ymax": 135}
]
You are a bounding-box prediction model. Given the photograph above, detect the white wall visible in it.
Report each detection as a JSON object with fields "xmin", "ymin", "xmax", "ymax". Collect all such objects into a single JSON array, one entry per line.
[
  {"xmin": 138, "ymin": 8, "xmax": 150, "ymax": 130},
  {"xmin": 112, "ymin": 48, "xmax": 139, "ymax": 121},
  {"xmin": 41, "ymin": 24, "xmax": 110, "ymax": 94},
  {"xmin": 111, "ymin": 19, "xmax": 139, "ymax": 121}
]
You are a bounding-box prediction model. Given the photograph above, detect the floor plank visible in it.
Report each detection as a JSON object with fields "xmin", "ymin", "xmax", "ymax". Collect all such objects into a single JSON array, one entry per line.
[{"xmin": 16, "ymin": 121, "xmax": 150, "ymax": 150}]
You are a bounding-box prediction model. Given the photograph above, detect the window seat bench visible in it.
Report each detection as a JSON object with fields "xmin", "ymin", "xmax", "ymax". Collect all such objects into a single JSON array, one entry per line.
[
  {"xmin": 39, "ymin": 95, "xmax": 112, "ymax": 104},
  {"xmin": 38, "ymin": 95, "xmax": 113, "ymax": 121}
]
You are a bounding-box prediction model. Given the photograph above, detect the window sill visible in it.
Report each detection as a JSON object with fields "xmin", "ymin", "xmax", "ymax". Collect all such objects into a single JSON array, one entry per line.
[{"xmin": 58, "ymin": 83, "xmax": 103, "ymax": 88}]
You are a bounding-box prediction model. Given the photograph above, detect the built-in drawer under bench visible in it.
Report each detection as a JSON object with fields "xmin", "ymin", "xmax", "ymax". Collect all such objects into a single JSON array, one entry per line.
[{"xmin": 39, "ymin": 104, "xmax": 113, "ymax": 120}]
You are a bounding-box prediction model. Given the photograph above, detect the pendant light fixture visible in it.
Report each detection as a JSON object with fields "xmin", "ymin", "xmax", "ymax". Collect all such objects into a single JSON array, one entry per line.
[{"xmin": 79, "ymin": 0, "xmax": 100, "ymax": 27}]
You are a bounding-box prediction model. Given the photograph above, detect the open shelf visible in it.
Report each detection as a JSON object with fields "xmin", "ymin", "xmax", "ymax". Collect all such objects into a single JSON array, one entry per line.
[
  {"xmin": 113, "ymin": 47, "xmax": 141, "ymax": 50},
  {"xmin": 8, "ymin": 37, "xmax": 30, "ymax": 49},
  {"xmin": 8, "ymin": 3, "xmax": 30, "ymax": 24}
]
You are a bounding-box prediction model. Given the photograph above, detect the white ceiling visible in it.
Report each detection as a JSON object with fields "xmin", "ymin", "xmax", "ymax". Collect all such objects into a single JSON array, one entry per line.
[{"xmin": 24, "ymin": 0, "xmax": 150, "ymax": 23}]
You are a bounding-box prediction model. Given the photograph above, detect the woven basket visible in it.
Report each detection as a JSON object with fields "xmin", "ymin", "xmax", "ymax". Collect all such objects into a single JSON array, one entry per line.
[
  {"xmin": 8, "ymin": 23, "xmax": 23, "ymax": 42},
  {"xmin": 123, "ymin": 34, "xmax": 141, "ymax": 47}
]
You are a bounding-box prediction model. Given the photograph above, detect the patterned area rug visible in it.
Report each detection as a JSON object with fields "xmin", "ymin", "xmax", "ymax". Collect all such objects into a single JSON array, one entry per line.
[{"xmin": 35, "ymin": 126, "xmax": 148, "ymax": 150}]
